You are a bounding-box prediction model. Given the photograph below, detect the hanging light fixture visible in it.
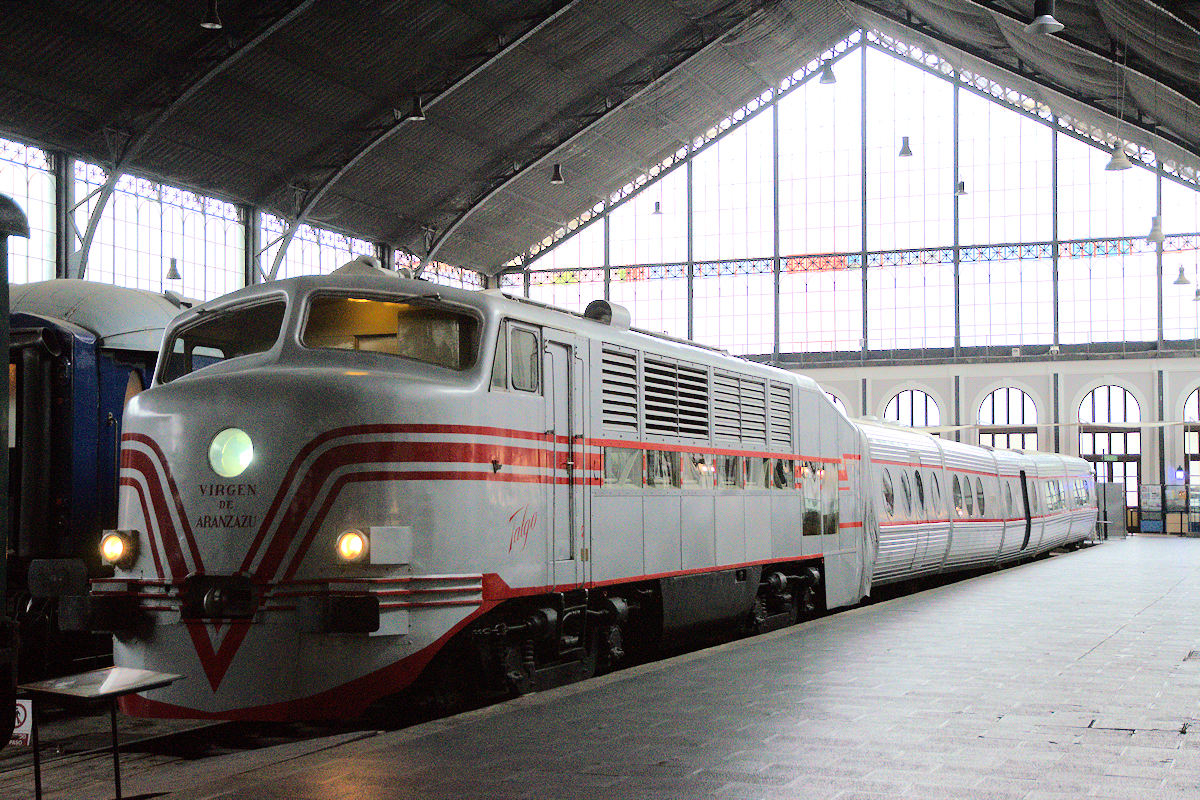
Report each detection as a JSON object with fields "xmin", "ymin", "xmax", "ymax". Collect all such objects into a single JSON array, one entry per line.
[
  {"xmin": 1105, "ymin": 143, "xmax": 1133, "ymax": 171},
  {"xmin": 1174, "ymin": 266, "xmax": 1190, "ymax": 285},
  {"xmin": 818, "ymin": 61, "xmax": 836, "ymax": 84},
  {"xmin": 550, "ymin": 163, "xmax": 565, "ymax": 185},
  {"xmin": 1024, "ymin": 0, "xmax": 1064, "ymax": 35},
  {"xmin": 898, "ymin": 136, "xmax": 913, "ymax": 157},
  {"xmin": 201, "ymin": 0, "xmax": 222, "ymax": 30},
  {"xmin": 1192, "ymin": 286, "xmax": 1200, "ymax": 302},
  {"xmin": 409, "ymin": 95, "xmax": 426, "ymax": 121},
  {"xmin": 652, "ymin": 201, "xmax": 662, "ymax": 215},
  {"xmin": 1147, "ymin": 215, "xmax": 1165, "ymax": 244},
  {"xmin": 165, "ymin": 257, "xmax": 181, "ymax": 281},
  {"xmin": 955, "ymin": 181, "xmax": 967, "ymax": 196}
]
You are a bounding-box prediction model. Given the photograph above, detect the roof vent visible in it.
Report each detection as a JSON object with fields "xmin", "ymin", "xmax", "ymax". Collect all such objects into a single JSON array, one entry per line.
[
  {"xmin": 584, "ymin": 299, "xmax": 631, "ymax": 330},
  {"xmin": 331, "ymin": 254, "xmax": 395, "ymax": 278}
]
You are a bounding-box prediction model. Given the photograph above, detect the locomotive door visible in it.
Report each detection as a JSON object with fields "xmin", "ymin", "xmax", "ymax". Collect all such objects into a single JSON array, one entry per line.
[{"xmin": 544, "ymin": 333, "xmax": 586, "ymax": 587}]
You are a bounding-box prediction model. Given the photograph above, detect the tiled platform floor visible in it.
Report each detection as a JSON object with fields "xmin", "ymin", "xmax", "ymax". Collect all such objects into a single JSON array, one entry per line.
[{"xmin": 42, "ymin": 536, "xmax": 1200, "ymax": 798}]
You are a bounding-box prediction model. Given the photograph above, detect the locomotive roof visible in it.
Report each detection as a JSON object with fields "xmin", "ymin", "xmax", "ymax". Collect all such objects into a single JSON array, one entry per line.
[
  {"xmin": 11, "ymin": 279, "xmax": 192, "ymax": 352},
  {"xmin": 181, "ymin": 261, "xmax": 824, "ymax": 394}
]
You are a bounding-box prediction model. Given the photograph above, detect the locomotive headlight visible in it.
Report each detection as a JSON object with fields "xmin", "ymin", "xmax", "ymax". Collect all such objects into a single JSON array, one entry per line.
[
  {"xmin": 100, "ymin": 530, "xmax": 138, "ymax": 568},
  {"xmin": 336, "ymin": 530, "xmax": 369, "ymax": 563},
  {"xmin": 209, "ymin": 428, "xmax": 254, "ymax": 478}
]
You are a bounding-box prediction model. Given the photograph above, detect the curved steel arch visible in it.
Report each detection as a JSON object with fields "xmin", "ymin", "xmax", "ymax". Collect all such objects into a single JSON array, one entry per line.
[
  {"xmin": 70, "ymin": 1, "xmax": 316, "ymax": 279},
  {"xmin": 264, "ymin": 1, "xmax": 583, "ymax": 281}
]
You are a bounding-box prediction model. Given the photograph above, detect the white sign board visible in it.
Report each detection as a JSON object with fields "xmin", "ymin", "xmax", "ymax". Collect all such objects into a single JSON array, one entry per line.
[{"xmin": 9, "ymin": 698, "xmax": 31, "ymax": 747}]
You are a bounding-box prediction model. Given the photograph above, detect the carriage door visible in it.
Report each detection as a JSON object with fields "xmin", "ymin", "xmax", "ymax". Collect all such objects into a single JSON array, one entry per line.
[
  {"xmin": 544, "ymin": 333, "xmax": 585, "ymax": 587},
  {"xmin": 1019, "ymin": 470, "xmax": 1033, "ymax": 550}
]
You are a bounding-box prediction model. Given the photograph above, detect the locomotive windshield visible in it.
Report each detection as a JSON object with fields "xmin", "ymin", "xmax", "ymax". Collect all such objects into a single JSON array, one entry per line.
[
  {"xmin": 159, "ymin": 299, "xmax": 287, "ymax": 382},
  {"xmin": 301, "ymin": 295, "xmax": 480, "ymax": 371}
]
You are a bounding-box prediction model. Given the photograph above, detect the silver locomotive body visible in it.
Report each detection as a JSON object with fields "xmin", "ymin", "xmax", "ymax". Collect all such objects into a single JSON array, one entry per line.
[{"xmin": 95, "ymin": 259, "xmax": 1096, "ymax": 719}]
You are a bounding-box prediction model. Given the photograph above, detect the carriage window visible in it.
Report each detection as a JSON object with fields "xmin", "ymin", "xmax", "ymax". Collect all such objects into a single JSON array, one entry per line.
[
  {"xmin": 802, "ymin": 463, "xmax": 821, "ymax": 535},
  {"xmin": 899, "ymin": 471, "xmax": 912, "ymax": 516},
  {"xmin": 603, "ymin": 447, "xmax": 641, "ymax": 488},
  {"xmin": 746, "ymin": 457, "xmax": 768, "ymax": 488},
  {"xmin": 930, "ymin": 471, "xmax": 941, "ymax": 515},
  {"xmin": 882, "ymin": 469, "xmax": 895, "ymax": 517},
  {"xmin": 952, "ymin": 475, "xmax": 964, "ymax": 517},
  {"xmin": 772, "ymin": 459, "xmax": 794, "ymax": 490},
  {"xmin": 975, "ymin": 477, "xmax": 986, "ymax": 516},
  {"xmin": 716, "ymin": 455, "xmax": 743, "ymax": 489},
  {"xmin": 508, "ymin": 327, "xmax": 539, "ymax": 391},
  {"xmin": 964, "ymin": 476, "xmax": 975, "ymax": 516},
  {"xmin": 302, "ymin": 295, "xmax": 480, "ymax": 371},
  {"xmin": 646, "ymin": 450, "xmax": 680, "ymax": 488},
  {"xmin": 1005, "ymin": 482, "xmax": 1014, "ymax": 517},
  {"xmin": 913, "ymin": 471, "xmax": 925, "ymax": 514},
  {"xmin": 490, "ymin": 322, "xmax": 507, "ymax": 389},
  {"xmin": 161, "ymin": 299, "xmax": 286, "ymax": 382},
  {"xmin": 680, "ymin": 453, "xmax": 711, "ymax": 489}
]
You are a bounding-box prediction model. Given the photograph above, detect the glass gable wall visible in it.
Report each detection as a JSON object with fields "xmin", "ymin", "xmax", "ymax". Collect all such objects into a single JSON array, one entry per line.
[{"xmin": 514, "ymin": 31, "xmax": 1200, "ymax": 361}]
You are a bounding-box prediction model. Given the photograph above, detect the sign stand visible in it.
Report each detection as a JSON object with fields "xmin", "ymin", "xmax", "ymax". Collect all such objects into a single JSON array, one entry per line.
[{"xmin": 20, "ymin": 667, "xmax": 182, "ymax": 800}]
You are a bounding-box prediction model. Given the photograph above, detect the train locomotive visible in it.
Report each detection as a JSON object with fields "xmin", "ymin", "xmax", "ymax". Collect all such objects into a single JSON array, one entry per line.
[
  {"xmin": 9, "ymin": 279, "xmax": 190, "ymax": 677},
  {"xmin": 88, "ymin": 256, "xmax": 1097, "ymax": 720}
]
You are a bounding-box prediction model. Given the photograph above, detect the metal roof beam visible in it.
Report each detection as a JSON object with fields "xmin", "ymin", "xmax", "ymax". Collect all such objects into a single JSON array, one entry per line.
[
  {"xmin": 418, "ymin": 1, "xmax": 773, "ymax": 274},
  {"xmin": 909, "ymin": 0, "xmax": 1199, "ymax": 109},
  {"xmin": 68, "ymin": 1, "xmax": 316, "ymax": 279},
  {"xmin": 846, "ymin": 1, "xmax": 1200, "ymax": 167},
  {"xmin": 264, "ymin": 0, "xmax": 584, "ymax": 281}
]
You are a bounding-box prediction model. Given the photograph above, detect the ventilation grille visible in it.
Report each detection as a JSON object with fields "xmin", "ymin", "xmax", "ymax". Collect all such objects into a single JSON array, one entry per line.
[
  {"xmin": 643, "ymin": 356, "xmax": 709, "ymax": 438},
  {"xmin": 714, "ymin": 371, "xmax": 766, "ymax": 444},
  {"xmin": 769, "ymin": 382, "xmax": 793, "ymax": 451},
  {"xmin": 742, "ymin": 379, "xmax": 766, "ymax": 444},
  {"xmin": 714, "ymin": 372, "xmax": 741, "ymax": 440},
  {"xmin": 601, "ymin": 347, "xmax": 638, "ymax": 432}
]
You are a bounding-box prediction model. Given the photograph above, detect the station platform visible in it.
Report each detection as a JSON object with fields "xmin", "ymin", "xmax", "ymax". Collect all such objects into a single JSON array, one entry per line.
[{"xmin": 24, "ymin": 535, "xmax": 1200, "ymax": 799}]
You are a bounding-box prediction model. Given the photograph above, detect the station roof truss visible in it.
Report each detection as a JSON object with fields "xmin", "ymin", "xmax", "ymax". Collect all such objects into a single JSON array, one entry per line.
[{"xmin": 3, "ymin": 1, "xmax": 1197, "ymax": 278}]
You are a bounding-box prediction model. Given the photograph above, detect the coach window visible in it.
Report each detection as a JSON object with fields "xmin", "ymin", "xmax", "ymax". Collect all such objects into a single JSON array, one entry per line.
[
  {"xmin": 952, "ymin": 475, "xmax": 964, "ymax": 517},
  {"xmin": 913, "ymin": 471, "xmax": 925, "ymax": 516},
  {"xmin": 930, "ymin": 471, "xmax": 942, "ymax": 516},
  {"xmin": 490, "ymin": 322, "xmax": 507, "ymax": 389},
  {"xmin": 899, "ymin": 471, "xmax": 913, "ymax": 517},
  {"xmin": 772, "ymin": 458, "xmax": 794, "ymax": 490},
  {"xmin": 964, "ymin": 476, "xmax": 975, "ymax": 516},
  {"xmin": 646, "ymin": 450, "xmax": 680, "ymax": 488},
  {"xmin": 746, "ymin": 457, "xmax": 768, "ymax": 489},
  {"xmin": 882, "ymin": 469, "xmax": 895, "ymax": 518},
  {"xmin": 975, "ymin": 477, "xmax": 986, "ymax": 516},
  {"xmin": 1005, "ymin": 482, "xmax": 1014, "ymax": 517},
  {"xmin": 802, "ymin": 464, "xmax": 821, "ymax": 535},
  {"xmin": 717, "ymin": 455, "xmax": 743, "ymax": 489},
  {"xmin": 603, "ymin": 447, "xmax": 642, "ymax": 488},
  {"xmin": 680, "ymin": 453, "xmax": 711, "ymax": 489},
  {"xmin": 508, "ymin": 325, "xmax": 540, "ymax": 392}
]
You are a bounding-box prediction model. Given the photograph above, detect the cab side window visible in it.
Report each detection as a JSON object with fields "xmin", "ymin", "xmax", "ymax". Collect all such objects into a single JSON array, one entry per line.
[{"xmin": 492, "ymin": 321, "xmax": 541, "ymax": 393}]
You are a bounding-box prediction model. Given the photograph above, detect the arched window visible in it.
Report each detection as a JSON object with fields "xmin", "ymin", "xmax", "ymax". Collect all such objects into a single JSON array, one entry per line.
[
  {"xmin": 1184, "ymin": 388, "xmax": 1200, "ymax": 486},
  {"xmin": 978, "ymin": 387, "xmax": 1037, "ymax": 450},
  {"xmin": 826, "ymin": 392, "xmax": 847, "ymax": 415},
  {"xmin": 1078, "ymin": 385, "xmax": 1140, "ymax": 507},
  {"xmin": 884, "ymin": 389, "xmax": 940, "ymax": 428}
]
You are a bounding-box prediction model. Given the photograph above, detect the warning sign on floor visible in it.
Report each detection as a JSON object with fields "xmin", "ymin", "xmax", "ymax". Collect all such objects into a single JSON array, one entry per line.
[{"xmin": 9, "ymin": 699, "xmax": 30, "ymax": 746}]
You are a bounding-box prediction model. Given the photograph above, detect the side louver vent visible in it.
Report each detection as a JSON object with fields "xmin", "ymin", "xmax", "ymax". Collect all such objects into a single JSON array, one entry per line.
[
  {"xmin": 601, "ymin": 346, "xmax": 638, "ymax": 432},
  {"xmin": 643, "ymin": 356, "xmax": 709, "ymax": 438},
  {"xmin": 714, "ymin": 371, "xmax": 766, "ymax": 444},
  {"xmin": 769, "ymin": 382, "xmax": 793, "ymax": 451}
]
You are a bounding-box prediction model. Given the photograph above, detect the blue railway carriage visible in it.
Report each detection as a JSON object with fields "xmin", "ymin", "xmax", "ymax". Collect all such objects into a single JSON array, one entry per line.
[
  {"xmin": 83, "ymin": 257, "xmax": 1095, "ymax": 721},
  {"xmin": 9, "ymin": 279, "xmax": 189, "ymax": 676}
]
